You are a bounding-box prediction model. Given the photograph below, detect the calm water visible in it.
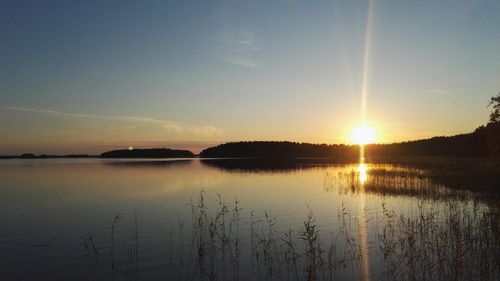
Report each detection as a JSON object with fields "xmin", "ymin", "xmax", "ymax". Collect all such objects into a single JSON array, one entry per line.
[{"xmin": 0, "ymin": 158, "xmax": 497, "ymax": 281}]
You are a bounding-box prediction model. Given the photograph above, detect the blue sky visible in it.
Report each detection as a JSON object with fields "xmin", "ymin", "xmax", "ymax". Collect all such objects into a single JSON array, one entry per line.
[{"xmin": 1, "ymin": 0, "xmax": 499, "ymax": 154}]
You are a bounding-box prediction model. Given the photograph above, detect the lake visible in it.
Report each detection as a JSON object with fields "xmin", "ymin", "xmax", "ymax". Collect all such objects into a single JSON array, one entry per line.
[{"xmin": 0, "ymin": 158, "xmax": 498, "ymax": 281}]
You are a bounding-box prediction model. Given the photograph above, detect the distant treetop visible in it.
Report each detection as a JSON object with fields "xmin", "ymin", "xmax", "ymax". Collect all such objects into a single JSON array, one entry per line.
[{"xmin": 488, "ymin": 91, "xmax": 500, "ymax": 124}]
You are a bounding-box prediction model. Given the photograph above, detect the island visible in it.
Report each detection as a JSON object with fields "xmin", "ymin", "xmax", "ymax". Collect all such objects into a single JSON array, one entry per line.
[{"xmin": 100, "ymin": 148, "xmax": 194, "ymax": 158}]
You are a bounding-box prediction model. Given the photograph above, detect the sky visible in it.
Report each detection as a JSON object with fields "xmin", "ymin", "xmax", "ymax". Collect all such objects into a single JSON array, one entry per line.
[{"xmin": 1, "ymin": 0, "xmax": 499, "ymax": 154}]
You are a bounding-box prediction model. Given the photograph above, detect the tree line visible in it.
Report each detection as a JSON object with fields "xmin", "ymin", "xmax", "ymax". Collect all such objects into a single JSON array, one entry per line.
[{"xmin": 200, "ymin": 92, "xmax": 500, "ymax": 159}]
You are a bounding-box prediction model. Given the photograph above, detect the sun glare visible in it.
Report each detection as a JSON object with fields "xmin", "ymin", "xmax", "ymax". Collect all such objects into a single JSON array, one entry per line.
[{"xmin": 349, "ymin": 124, "xmax": 377, "ymax": 145}]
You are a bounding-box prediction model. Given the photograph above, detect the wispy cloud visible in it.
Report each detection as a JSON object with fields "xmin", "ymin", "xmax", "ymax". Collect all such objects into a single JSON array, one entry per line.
[
  {"xmin": 424, "ymin": 89, "xmax": 449, "ymax": 95},
  {"xmin": 219, "ymin": 31, "xmax": 261, "ymax": 68},
  {"xmin": 221, "ymin": 56, "xmax": 260, "ymax": 68},
  {"xmin": 223, "ymin": 32, "xmax": 260, "ymax": 52},
  {"xmin": 1, "ymin": 106, "xmax": 224, "ymax": 137}
]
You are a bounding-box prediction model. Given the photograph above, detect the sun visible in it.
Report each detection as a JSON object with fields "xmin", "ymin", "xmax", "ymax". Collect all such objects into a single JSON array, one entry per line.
[{"xmin": 349, "ymin": 124, "xmax": 377, "ymax": 145}]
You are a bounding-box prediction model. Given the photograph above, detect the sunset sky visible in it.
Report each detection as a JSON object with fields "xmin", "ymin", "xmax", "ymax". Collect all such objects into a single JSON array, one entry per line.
[{"xmin": 1, "ymin": 0, "xmax": 499, "ymax": 154}]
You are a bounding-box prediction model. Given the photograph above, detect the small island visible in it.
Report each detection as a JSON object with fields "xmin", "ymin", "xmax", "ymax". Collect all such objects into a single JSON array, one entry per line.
[{"xmin": 99, "ymin": 148, "xmax": 194, "ymax": 158}]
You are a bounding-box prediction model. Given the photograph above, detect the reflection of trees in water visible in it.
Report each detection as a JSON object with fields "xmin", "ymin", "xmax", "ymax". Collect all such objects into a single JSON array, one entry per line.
[
  {"xmin": 200, "ymin": 158, "xmax": 347, "ymax": 173},
  {"xmin": 202, "ymin": 159, "xmax": 487, "ymax": 201}
]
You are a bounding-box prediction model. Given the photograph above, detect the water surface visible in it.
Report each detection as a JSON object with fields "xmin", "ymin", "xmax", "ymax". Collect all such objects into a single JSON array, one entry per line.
[{"xmin": 0, "ymin": 158, "xmax": 497, "ymax": 280}]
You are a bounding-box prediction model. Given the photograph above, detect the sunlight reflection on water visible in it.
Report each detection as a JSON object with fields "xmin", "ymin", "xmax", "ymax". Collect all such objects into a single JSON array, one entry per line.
[{"xmin": 0, "ymin": 158, "xmax": 497, "ymax": 280}]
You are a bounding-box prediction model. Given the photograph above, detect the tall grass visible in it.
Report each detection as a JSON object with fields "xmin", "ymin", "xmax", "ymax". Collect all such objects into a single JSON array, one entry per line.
[
  {"xmin": 324, "ymin": 165, "xmax": 472, "ymax": 200},
  {"xmin": 83, "ymin": 192, "xmax": 499, "ymax": 281}
]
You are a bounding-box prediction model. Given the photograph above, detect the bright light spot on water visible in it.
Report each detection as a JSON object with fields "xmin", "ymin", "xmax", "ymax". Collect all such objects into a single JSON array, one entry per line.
[{"xmin": 357, "ymin": 163, "xmax": 368, "ymax": 184}]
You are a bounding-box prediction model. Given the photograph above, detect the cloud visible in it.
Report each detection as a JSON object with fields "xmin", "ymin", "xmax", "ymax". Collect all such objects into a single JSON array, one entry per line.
[
  {"xmin": 424, "ymin": 89, "xmax": 449, "ymax": 95},
  {"xmin": 219, "ymin": 31, "xmax": 261, "ymax": 68},
  {"xmin": 221, "ymin": 56, "xmax": 260, "ymax": 68},
  {"xmin": 223, "ymin": 31, "xmax": 260, "ymax": 52},
  {"xmin": 1, "ymin": 106, "xmax": 224, "ymax": 137}
]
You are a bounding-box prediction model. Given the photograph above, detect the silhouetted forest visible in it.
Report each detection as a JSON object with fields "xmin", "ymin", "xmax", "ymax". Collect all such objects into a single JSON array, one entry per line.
[
  {"xmin": 3, "ymin": 93, "xmax": 499, "ymax": 160},
  {"xmin": 200, "ymin": 141, "xmax": 358, "ymax": 158},
  {"xmin": 200, "ymin": 92, "xmax": 500, "ymax": 159},
  {"xmin": 365, "ymin": 127, "xmax": 490, "ymax": 158},
  {"xmin": 199, "ymin": 124, "xmax": 500, "ymax": 159},
  {"xmin": 0, "ymin": 153, "xmax": 96, "ymax": 159},
  {"xmin": 100, "ymin": 148, "xmax": 194, "ymax": 158},
  {"xmin": 3, "ymin": 124, "xmax": 499, "ymax": 160}
]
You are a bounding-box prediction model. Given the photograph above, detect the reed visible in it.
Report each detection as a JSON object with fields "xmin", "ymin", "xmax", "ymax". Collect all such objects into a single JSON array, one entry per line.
[{"xmin": 83, "ymin": 191, "xmax": 499, "ymax": 281}]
